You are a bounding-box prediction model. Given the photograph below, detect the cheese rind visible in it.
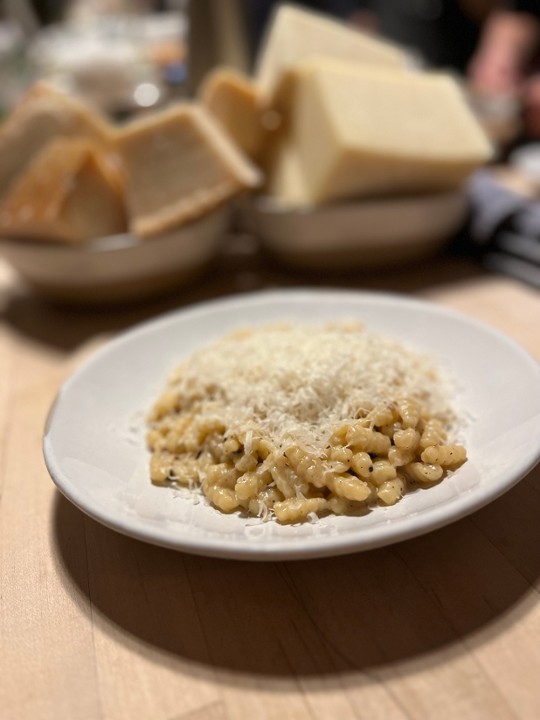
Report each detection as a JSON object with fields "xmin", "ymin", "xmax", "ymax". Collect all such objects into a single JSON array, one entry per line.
[
  {"xmin": 116, "ymin": 103, "xmax": 262, "ymax": 237},
  {"xmin": 255, "ymin": 3, "xmax": 409, "ymax": 105},
  {"xmin": 0, "ymin": 138, "xmax": 126, "ymax": 243},
  {"xmin": 260, "ymin": 128, "xmax": 309, "ymax": 206},
  {"xmin": 199, "ymin": 67, "xmax": 268, "ymax": 159},
  {"xmin": 0, "ymin": 81, "xmax": 115, "ymax": 200},
  {"xmin": 267, "ymin": 59, "xmax": 493, "ymax": 205}
]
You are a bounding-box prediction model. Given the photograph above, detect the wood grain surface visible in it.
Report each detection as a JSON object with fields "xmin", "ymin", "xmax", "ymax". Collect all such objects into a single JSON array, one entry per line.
[{"xmin": 1, "ymin": 242, "xmax": 540, "ymax": 720}]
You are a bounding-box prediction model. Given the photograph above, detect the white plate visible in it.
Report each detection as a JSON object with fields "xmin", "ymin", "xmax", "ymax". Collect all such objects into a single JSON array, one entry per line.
[
  {"xmin": 0, "ymin": 207, "xmax": 230, "ymax": 304},
  {"xmin": 240, "ymin": 192, "xmax": 468, "ymax": 269},
  {"xmin": 43, "ymin": 290, "xmax": 540, "ymax": 560}
]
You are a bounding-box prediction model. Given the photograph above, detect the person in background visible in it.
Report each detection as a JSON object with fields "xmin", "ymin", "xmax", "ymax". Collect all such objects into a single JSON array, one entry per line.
[{"xmin": 467, "ymin": 3, "xmax": 540, "ymax": 137}]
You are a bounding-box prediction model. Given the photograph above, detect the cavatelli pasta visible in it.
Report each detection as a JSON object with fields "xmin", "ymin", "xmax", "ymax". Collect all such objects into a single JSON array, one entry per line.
[{"xmin": 147, "ymin": 323, "xmax": 467, "ymax": 523}]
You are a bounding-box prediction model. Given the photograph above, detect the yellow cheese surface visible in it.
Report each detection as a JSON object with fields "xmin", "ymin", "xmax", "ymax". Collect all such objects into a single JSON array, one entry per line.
[
  {"xmin": 267, "ymin": 59, "xmax": 493, "ymax": 205},
  {"xmin": 261, "ymin": 129, "xmax": 309, "ymax": 205},
  {"xmin": 117, "ymin": 103, "xmax": 262, "ymax": 237},
  {"xmin": 0, "ymin": 82, "xmax": 115, "ymax": 200},
  {"xmin": 255, "ymin": 4, "xmax": 408, "ymax": 105},
  {"xmin": 199, "ymin": 67, "xmax": 268, "ymax": 160},
  {"xmin": 0, "ymin": 138, "xmax": 126, "ymax": 243}
]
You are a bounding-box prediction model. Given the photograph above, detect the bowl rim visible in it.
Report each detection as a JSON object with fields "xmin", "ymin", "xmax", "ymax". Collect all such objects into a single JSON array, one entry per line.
[
  {"xmin": 0, "ymin": 205, "xmax": 231, "ymax": 255},
  {"xmin": 249, "ymin": 188, "xmax": 468, "ymax": 216}
]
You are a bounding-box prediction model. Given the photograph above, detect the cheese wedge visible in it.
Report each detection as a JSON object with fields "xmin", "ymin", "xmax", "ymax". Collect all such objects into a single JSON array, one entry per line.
[
  {"xmin": 0, "ymin": 138, "xmax": 127, "ymax": 243},
  {"xmin": 0, "ymin": 81, "xmax": 116, "ymax": 199},
  {"xmin": 266, "ymin": 59, "xmax": 493, "ymax": 205},
  {"xmin": 261, "ymin": 128, "xmax": 309, "ymax": 205},
  {"xmin": 199, "ymin": 67, "xmax": 269, "ymax": 159},
  {"xmin": 255, "ymin": 3, "xmax": 409, "ymax": 105},
  {"xmin": 116, "ymin": 103, "xmax": 262, "ymax": 237}
]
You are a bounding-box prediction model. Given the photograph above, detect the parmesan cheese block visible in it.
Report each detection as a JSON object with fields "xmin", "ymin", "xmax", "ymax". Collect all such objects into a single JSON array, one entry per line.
[
  {"xmin": 267, "ymin": 59, "xmax": 493, "ymax": 205},
  {"xmin": 0, "ymin": 138, "xmax": 126, "ymax": 244},
  {"xmin": 199, "ymin": 67, "xmax": 269, "ymax": 159},
  {"xmin": 116, "ymin": 103, "xmax": 262, "ymax": 237},
  {"xmin": 0, "ymin": 81, "xmax": 116, "ymax": 200},
  {"xmin": 261, "ymin": 128, "xmax": 309, "ymax": 205},
  {"xmin": 255, "ymin": 3, "xmax": 409, "ymax": 105}
]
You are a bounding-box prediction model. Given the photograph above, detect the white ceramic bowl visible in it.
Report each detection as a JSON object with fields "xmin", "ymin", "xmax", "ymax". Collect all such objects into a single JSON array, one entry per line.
[
  {"xmin": 0, "ymin": 206, "xmax": 230, "ymax": 304},
  {"xmin": 44, "ymin": 289, "xmax": 540, "ymax": 561},
  {"xmin": 240, "ymin": 191, "xmax": 468, "ymax": 269}
]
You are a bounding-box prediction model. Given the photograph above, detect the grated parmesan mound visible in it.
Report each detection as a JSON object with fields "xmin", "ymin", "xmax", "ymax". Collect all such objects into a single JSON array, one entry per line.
[
  {"xmin": 147, "ymin": 322, "xmax": 469, "ymax": 522},
  {"xmin": 165, "ymin": 323, "xmax": 455, "ymax": 452}
]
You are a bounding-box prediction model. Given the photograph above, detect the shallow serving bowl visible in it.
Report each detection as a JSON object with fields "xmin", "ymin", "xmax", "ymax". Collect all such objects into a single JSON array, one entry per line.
[
  {"xmin": 0, "ymin": 206, "xmax": 230, "ymax": 304},
  {"xmin": 240, "ymin": 191, "xmax": 468, "ymax": 269},
  {"xmin": 43, "ymin": 289, "xmax": 540, "ymax": 561}
]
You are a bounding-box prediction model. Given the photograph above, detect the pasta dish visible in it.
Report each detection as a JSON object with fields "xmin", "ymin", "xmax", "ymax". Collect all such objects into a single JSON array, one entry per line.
[{"xmin": 147, "ymin": 323, "xmax": 467, "ymax": 523}]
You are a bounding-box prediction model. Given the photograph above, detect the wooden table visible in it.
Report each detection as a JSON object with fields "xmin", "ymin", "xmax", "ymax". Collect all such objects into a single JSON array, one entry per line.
[{"xmin": 2, "ymin": 241, "xmax": 540, "ymax": 720}]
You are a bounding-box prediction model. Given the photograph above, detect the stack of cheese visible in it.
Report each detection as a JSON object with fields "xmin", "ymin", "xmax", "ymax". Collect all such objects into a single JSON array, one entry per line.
[
  {"xmin": 199, "ymin": 3, "xmax": 493, "ymax": 208},
  {"xmin": 0, "ymin": 4, "xmax": 493, "ymax": 246},
  {"xmin": 0, "ymin": 82, "xmax": 261, "ymax": 244}
]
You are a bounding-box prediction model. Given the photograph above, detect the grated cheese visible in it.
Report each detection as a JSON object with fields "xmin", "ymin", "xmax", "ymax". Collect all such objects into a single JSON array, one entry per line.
[{"xmin": 167, "ymin": 323, "xmax": 455, "ymax": 453}]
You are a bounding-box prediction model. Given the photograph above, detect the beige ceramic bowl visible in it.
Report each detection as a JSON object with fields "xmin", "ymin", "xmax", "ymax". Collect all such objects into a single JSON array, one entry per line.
[
  {"xmin": 241, "ymin": 191, "xmax": 468, "ymax": 269},
  {"xmin": 0, "ymin": 207, "xmax": 230, "ymax": 303}
]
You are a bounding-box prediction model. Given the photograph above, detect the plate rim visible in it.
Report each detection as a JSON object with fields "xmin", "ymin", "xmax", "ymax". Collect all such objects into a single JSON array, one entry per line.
[{"xmin": 43, "ymin": 288, "xmax": 540, "ymax": 560}]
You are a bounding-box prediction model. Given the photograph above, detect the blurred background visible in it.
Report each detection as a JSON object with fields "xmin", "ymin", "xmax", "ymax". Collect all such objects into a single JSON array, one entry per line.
[
  {"xmin": 2, "ymin": 0, "xmax": 539, "ymax": 134},
  {"xmin": 1, "ymin": 0, "xmax": 540, "ymax": 298},
  {"xmin": 0, "ymin": 0, "xmax": 190, "ymax": 118}
]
